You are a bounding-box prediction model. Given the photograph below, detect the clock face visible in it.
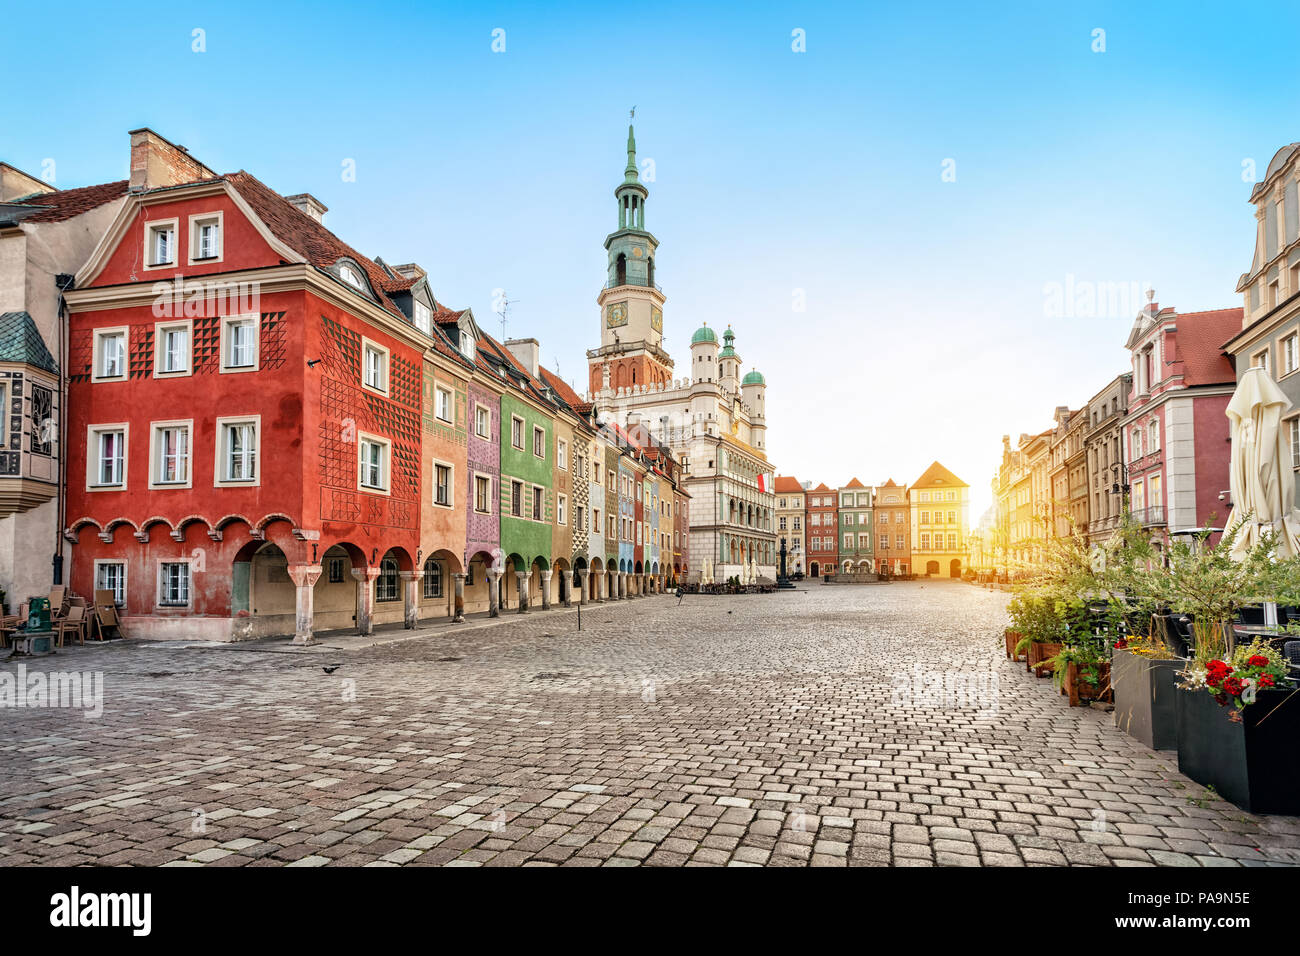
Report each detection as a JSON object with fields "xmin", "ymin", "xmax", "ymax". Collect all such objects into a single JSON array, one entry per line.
[
  {"xmin": 606, "ymin": 302, "xmax": 628, "ymax": 328},
  {"xmin": 650, "ymin": 307, "xmax": 663, "ymax": 332},
  {"xmin": 632, "ymin": 246, "xmax": 644, "ymax": 258}
]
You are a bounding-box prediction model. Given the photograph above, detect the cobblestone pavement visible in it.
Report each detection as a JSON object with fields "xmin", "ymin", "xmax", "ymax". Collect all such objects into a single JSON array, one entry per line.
[{"xmin": 2, "ymin": 581, "xmax": 1298, "ymax": 867}]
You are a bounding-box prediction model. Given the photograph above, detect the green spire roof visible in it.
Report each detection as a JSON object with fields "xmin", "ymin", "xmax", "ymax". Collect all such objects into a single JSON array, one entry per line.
[
  {"xmin": 743, "ymin": 369, "xmax": 765, "ymax": 385},
  {"xmin": 624, "ymin": 123, "xmax": 638, "ymax": 184},
  {"xmin": 719, "ymin": 325, "xmax": 737, "ymax": 357},
  {"xmin": 691, "ymin": 323, "xmax": 717, "ymax": 345}
]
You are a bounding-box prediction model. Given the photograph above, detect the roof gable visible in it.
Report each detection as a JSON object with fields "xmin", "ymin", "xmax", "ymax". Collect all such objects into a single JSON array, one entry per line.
[{"xmin": 913, "ymin": 461, "xmax": 967, "ymax": 488}]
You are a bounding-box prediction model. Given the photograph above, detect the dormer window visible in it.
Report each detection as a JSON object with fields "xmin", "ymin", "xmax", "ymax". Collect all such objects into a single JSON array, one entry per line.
[
  {"xmin": 188, "ymin": 212, "xmax": 223, "ymax": 263},
  {"xmin": 460, "ymin": 330, "xmax": 472, "ymax": 354},
  {"xmin": 415, "ymin": 301, "xmax": 432, "ymax": 334},
  {"xmin": 339, "ymin": 264, "xmax": 364, "ymax": 289}
]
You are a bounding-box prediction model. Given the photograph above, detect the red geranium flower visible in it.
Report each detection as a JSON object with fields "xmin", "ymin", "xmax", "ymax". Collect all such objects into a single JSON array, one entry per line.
[{"xmin": 1248, "ymin": 655, "xmax": 1270, "ymax": 668}]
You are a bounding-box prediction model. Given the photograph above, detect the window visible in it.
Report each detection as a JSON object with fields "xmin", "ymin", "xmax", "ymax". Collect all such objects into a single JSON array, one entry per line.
[
  {"xmin": 593, "ymin": 508, "xmax": 601, "ymax": 533},
  {"xmin": 216, "ymin": 416, "xmax": 259, "ymax": 485},
  {"xmin": 1149, "ymin": 420, "xmax": 1160, "ymax": 452},
  {"xmin": 880, "ymin": 534, "xmax": 889, "ymax": 550},
  {"xmin": 511, "ymin": 415, "xmax": 524, "ymax": 449},
  {"xmin": 362, "ymin": 339, "xmax": 389, "ymax": 393},
  {"xmin": 858, "ymin": 534, "xmax": 870, "ymax": 548},
  {"xmin": 415, "ymin": 302, "xmax": 432, "ymax": 334},
  {"xmin": 921, "ymin": 511, "xmax": 930, "ymax": 525},
  {"xmin": 158, "ymin": 562, "xmax": 190, "ymax": 606},
  {"xmin": 327, "ymin": 557, "xmax": 345, "ymax": 583},
  {"xmin": 475, "ymin": 404, "xmax": 490, "ymax": 439},
  {"xmin": 511, "ymin": 480, "xmax": 523, "ymax": 516},
  {"xmin": 150, "ymin": 421, "xmax": 192, "ymax": 487},
  {"xmin": 434, "ymin": 461, "xmax": 453, "ymax": 507},
  {"xmin": 88, "ymin": 425, "xmax": 127, "ymax": 488},
  {"xmin": 920, "ymin": 533, "xmax": 931, "ymax": 550},
  {"xmin": 779, "ymin": 516, "xmax": 787, "ymax": 531},
  {"xmin": 189, "ymin": 212, "xmax": 222, "ymax": 263},
  {"xmin": 1286, "ymin": 334, "xmax": 1298, "ymax": 375},
  {"xmin": 557, "ymin": 493, "xmax": 567, "ymax": 526},
  {"xmin": 145, "ymin": 219, "xmax": 178, "ymax": 268},
  {"xmin": 95, "ymin": 561, "xmax": 126, "ymax": 606},
  {"xmin": 947, "ymin": 534, "xmax": 957, "ymax": 550},
  {"xmin": 1254, "ymin": 349, "xmax": 1271, "ymax": 372},
  {"xmin": 593, "ymin": 461, "xmax": 602, "ymax": 484},
  {"xmin": 423, "ymin": 560, "xmax": 442, "ymax": 598},
  {"xmin": 155, "ymin": 321, "xmax": 191, "ymax": 376},
  {"xmin": 896, "ymin": 534, "xmax": 904, "ymax": 549},
  {"xmin": 576, "ymin": 504, "xmax": 585, "ymax": 531},
  {"xmin": 920, "ymin": 492, "xmax": 930, "ymax": 502},
  {"xmin": 435, "ymin": 386, "xmax": 453, "ymax": 423},
  {"xmin": 842, "ymin": 534, "xmax": 853, "ymax": 550},
  {"xmin": 557, "ymin": 439, "xmax": 567, "ymax": 470},
  {"xmin": 93, "ymin": 328, "xmax": 127, "ymax": 381},
  {"xmin": 533, "ymin": 426, "xmax": 545, "ymax": 458},
  {"xmin": 947, "ymin": 511, "xmax": 956, "ymax": 524},
  {"xmin": 339, "ymin": 264, "xmax": 365, "ymax": 290},
  {"xmin": 220, "ymin": 315, "xmax": 258, "ymax": 371},
  {"xmin": 376, "ymin": 558, "xmax": 399, "ymax": 602},
  {"xmin": 608, "ymin": 514, "xmax": 616, "ymax": 538},
  {"xmin": 358, "ymin": 434, "xmax": 390, "ymax": 492},
  {"xmin": 1292, "ymin": 418, "xmax": 1300, "ymax": 469},
  {"xmin": 460, "ymin": 331, "xmax": 472, "ymax": 354},
  {"xmin": 532, "ymin": 486, "xmax": 543, "ymax": 521},
  {"xmin": 474, "ymin": 474, "xmax": 491, "ymax": 513}
]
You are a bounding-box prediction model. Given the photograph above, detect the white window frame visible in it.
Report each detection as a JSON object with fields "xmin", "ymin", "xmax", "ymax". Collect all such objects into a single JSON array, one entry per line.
[
  {"xmin": 94, "ymin": 559, "xmax": 127, "ymax": 606},
  {"xmin": 432, "ymin": 458, "xmax": 454, "ymax": 508},
  {"xmin": 148, "ymin": 419, "xmax": 193, "ymax": 489},
  {"xmin": 435, "ymin": 385, "xmax": 453, "ymax": 423},
  {"xmin": 92, "ymin": 327, "xmax": 129, "ymax": 382},
  {"xmin": 157, "ymin": 559, "xmax": 192, "ymax": 608},
  {"xmin": 510, "ymin": 479, "xmax": 523, "ymax": 517},
  {"xmin": 154, "ymin": 319, "xmax": 193, "ymax": 377},
  {"xmin": 557, "ymin": 493, "xmax": 567, "ymax": 526},
  {"xmin": 361, "ymin": 338, "xmax": 390, "ymax": 395},
  {"xmin": 214, "ymin": 415, "xmax": 260, "ymax": 487},
  {"xmin": 475, "ymin": 403, "xmax": 491, "ymax": 439},
  {"xmin": 144, "ymin": 217, "xmax": 179, "ymax": 270},
  {"xmin": 1289, "ymin": 417, "xmax": 1300, "ymax": 470},
  {"xmin": 187, "ymin": 211, "xmax": 224, "ymax": 265},
  {"xmin": 533, "ymin": 425, "xmax": 545, "ymax": 459},
  {"xmin": 473, "ymin": 472, "xmax": 492, "ymax": 514},
  {"xmin": 414, "ymin": 301, "xmax": 432, "ymax": 335},
  {"xmin": 220, "ymin": 314, "xmax": 259, "ymax": 373},
  {"xmin": 511, "ymin": 414, "xmax": 525, "ymax": 450},
  {"xmin": 1253, "ymin": 348, "xmax": 1271, "ymax": 372},
  {"xmin": 86, "ymin": 423, "xmax": 128, "ymax": 490},
  {"xmin": 357, "ymin": 432, "xmax": 391, "ymax": 494},
  {"xmin": 557, "ymin": 438, "xmax": 567, "ymax": 471},
  {"xmin": 531, "ymin": 485, "xmax": 544, "ymax": 521},
  {"xmin": 1286, "ymin": 334, "xmax": 1299, "ymax": 376}
]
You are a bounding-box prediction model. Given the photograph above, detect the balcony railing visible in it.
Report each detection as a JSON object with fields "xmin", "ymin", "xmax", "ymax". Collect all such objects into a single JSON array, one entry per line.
[{"xmin": 1131, "ymin": 505, "xmax": 1166, "ymax": 527}]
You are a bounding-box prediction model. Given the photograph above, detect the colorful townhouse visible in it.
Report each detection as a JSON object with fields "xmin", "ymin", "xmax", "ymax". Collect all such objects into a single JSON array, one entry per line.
[
  {"xmin": 909, "ymin": 461, "xmax": 970, "ymax": 577},
  {"xmin": 806, "ymin": 482, "xmax": 838, "ymax": 577},
  {"xmin": 1121, "ymin": 295, "xmax": 1240, "ymax": 548},
  {"xmin": 63, "ymin": 129, "xmax": 454, "ymax": 642},
  {"xmin": 872, "ymin": 480, "xmax": 910, "ymax": 575},
  {"xmin": 836, "ymin": 478, "xmax": 873, "ymax": 573},
  {"xmin": 463, "ymin": 320, "xmax": 504, "ymax": 615},
  {"xmin": 773, "ymin": 476, "xmax": 806, "ymax": 574}
]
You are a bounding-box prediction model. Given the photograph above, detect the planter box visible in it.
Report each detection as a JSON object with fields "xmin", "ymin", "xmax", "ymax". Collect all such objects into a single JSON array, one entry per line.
[
  {"xmin": 1176, "ymin": 687, "xmax": 1300, "ymax": 814},
  {"xmin": 1028, "ymin": 641, "xmax": 1062, "ymax": 677},
  {"xmin": 1004, "ymin": 629, "xmax": 1025, "ymax": 661},
  {"xmin": 1063, "ymin": 661, "xmax": 1112, "ymax": 707},
  {"xmin": 1112, "ymin": 649, "xmax": 1181, "ymax": 750}
]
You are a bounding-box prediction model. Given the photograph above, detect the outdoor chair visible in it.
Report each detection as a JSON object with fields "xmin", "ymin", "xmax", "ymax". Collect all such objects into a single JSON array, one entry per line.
[
  {"xmin": 1284, "ymin": 640, "xmax": 1300, "ymax": 677},
  {"xmin": 1238, "ymin": 605, "xmax": 1267, "ymax": 628},
  {"xmin": 54, "ymin": 605, "xmax": 87, "ymax": 647}
]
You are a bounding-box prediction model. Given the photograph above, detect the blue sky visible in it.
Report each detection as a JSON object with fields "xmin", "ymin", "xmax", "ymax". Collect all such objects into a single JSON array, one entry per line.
[{"xmin": 6, "ymin": 1, "xmax": 1293, "ymax": 517}]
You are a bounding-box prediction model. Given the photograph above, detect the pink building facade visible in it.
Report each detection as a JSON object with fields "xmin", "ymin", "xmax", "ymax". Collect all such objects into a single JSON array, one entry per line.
[{"xmin": 1122, "ymin": 295, "xmax": 1241, "ymax": 549}]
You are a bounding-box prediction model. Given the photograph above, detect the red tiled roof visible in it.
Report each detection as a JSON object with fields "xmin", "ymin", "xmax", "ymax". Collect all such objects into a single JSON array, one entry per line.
[
  {"xmin": 11, "ymin": 179, "xmax": 127, "ymax": 223},
  {"xmin": 1174, "ymin": 307, "xmax": 1242, "ymax": 386},
  {"xmin": 843, "ymin": 477, "xmax": 866, "ymax": 489},
  {"xmin": 773, "ymin": 476, "xmax": 803, "ymax": 493},
  {"xmin": 226, "ymin": 170, "xmax": 405, "ymax": 317},
  {"xmin": 809, "ymin": 482, "xmax": 831, "ymax": 492},
  {"xmin": 539, "ymin": 366, "xmax": 586, "ymax": 409}
]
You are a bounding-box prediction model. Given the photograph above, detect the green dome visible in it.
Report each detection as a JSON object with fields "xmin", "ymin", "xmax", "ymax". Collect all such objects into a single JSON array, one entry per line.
[
  {"xmin": 718, "ymin": 346, "xmax": 736, "ymax": 358},
  {"xmin": 691, "ymin": 324, "xmax": 718, "ymax": 345},
  {"xmin": 743, "ymin": 370, "xmax": 765, "ymax": 386}
]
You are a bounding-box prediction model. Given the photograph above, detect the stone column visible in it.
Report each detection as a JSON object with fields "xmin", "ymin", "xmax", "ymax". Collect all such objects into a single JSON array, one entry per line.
[
  {"xmin": 400, "ymin": 570, "xmax": 419, "ymax": 629},
  {"xmin": 540, "ymin": 569, "xmax": 552, "ymax": 610},
  {"xmin": 516, "ymin": 570, "xmax": 529, "ymax": 613},
  {"xmin": 452, "ymin": 572, "xmax": 466, "ymax": 622},
  {"xmin": 563, "ymin": 570, "xmax": 573, "ymax": 608},
  {"xmin": 488, "ymin": 569, "xmax": 502, "ymax": 617},
  {"xmin": 594, "ymin": 569, "xmax": 604, "ymax": 601},
  {"xmin": 352, "ymin": 567, "xmax": 380, "ymax": 635},
  {"xmin": 287, "ymin": 564, "xmax": 322, "ymax": 646},
  {"xmin": 576, "ymin": 569, "xmax": 588, "ymax": 605},
  {"xmin": 622, "ymin": 573, "xmax": 630, "ymax": 599}
]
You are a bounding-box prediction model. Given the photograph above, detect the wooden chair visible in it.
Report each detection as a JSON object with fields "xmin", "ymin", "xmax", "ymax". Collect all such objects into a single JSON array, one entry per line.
[
  {"xmin": 90, "ymin": 592, "xmax": 123, "ymax": 640},
  {"xmin": 54, "ymin": 605, "xmax": 87, "ymax": 647},
  {"xmin": 48, "ymin": 586, "xmax": 68, "ymax": 619}
]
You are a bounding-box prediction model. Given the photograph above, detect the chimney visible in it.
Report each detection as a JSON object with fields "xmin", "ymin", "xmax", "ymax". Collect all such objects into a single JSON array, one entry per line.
[
  {"xmin": 128, "ymin": 128, "xmax": 216, "ymax": 193},
  {"xmin": 285, "ymin": 193, "xmax": 328, "ymax": 224},
  {"xmin": 504, "ymin": 337, "xmax": 539, "ymax": 377},
  {"xmin": 392, "ymin": 262, "xmax": 426, "ymax": 281},
  {"xmin": 0, "ymin": 163, "xmax": 55, "ymax": 201}
]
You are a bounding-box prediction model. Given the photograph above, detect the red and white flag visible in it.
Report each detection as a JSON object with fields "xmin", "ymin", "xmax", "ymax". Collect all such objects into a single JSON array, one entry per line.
[{"xmin": 757, "ymin": 473, "xmax": 771, "ymax": 493}]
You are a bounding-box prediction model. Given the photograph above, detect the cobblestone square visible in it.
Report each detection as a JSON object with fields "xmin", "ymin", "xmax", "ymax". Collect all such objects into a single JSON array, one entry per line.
[{"xmin": 2, "ymin": 582, "xmax": 1298, "ymax": 867}]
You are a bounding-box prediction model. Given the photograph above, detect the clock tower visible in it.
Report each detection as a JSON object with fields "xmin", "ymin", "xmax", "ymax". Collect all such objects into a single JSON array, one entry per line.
[{"xmin": 588, "ymin": 120, "xmax": 673, "ymax": 395}]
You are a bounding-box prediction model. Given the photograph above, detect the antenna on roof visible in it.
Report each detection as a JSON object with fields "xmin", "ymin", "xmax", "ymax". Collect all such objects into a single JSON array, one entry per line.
[{"xmin": 495, "ymin": 291, "xmax": 519, "ymax": 341}]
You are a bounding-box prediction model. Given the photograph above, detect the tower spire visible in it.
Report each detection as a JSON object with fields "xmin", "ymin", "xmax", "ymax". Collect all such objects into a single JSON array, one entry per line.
[{"xmin": 625, "ymin": 107, "xmax": 638, "ymax": 183}]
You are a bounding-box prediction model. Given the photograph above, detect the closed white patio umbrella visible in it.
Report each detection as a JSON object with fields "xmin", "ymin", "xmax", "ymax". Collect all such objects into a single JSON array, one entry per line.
[{"xmin": 1226, "ymin": 365, "xmax": 1300, "ymax": 558}]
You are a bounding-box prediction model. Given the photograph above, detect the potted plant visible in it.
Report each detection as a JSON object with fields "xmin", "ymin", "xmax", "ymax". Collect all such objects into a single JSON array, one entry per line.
[
  {"xmin": 1111, "ymin": 631, "xmax": 1183, "ymax": 749},
  {"xmin": 1159, "ymin": 524, "xmax": 1300, "ymax": 813}
]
